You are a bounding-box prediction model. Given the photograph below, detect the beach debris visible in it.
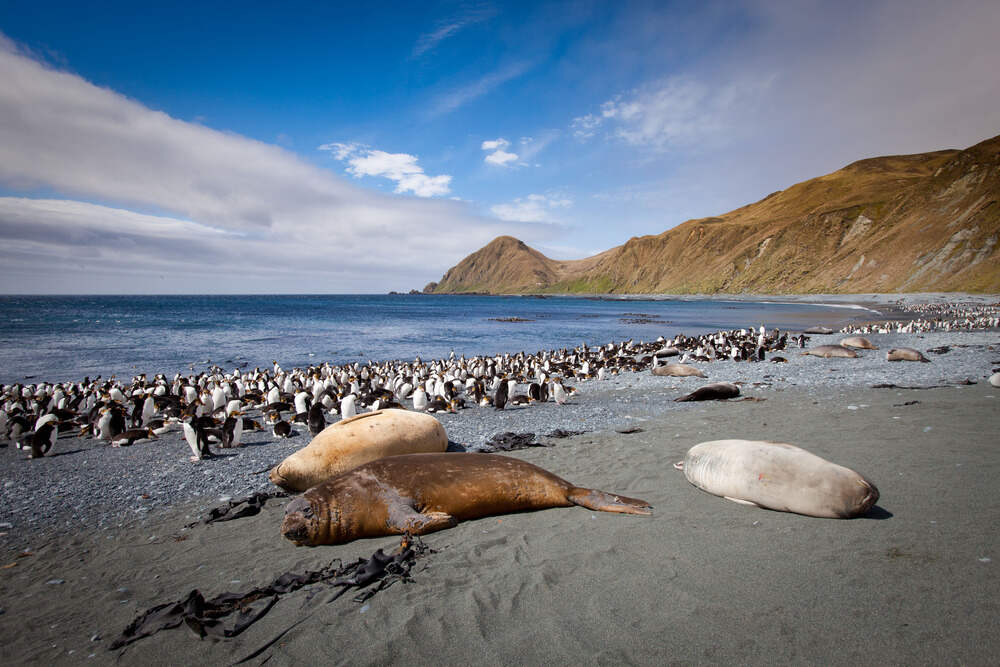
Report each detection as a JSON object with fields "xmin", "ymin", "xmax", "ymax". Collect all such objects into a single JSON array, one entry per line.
[
  {"xmin": 476, "ymin": 431, "xmax": 546, "ymax": 451},
  {"xmin": 615, "ymin": 426, "xmax": 644, "ymax": 434},
  {"xmin": 185, "ymin": 490, "xmax": 289, "ymax": 528},
  {"xmin": 110, "ymin": 535, "xmax": 432, "ymax": 650},
  {"xmin": 893, "ymin": 401, "xmax": 921, "ymax": 407},
  {"xmin": 545, "ymin": 429, "xmax": 586, "ymax": 438},
  {"xmin": 927, "ymin": 345, "xmax": 951, "ymax": 354}
]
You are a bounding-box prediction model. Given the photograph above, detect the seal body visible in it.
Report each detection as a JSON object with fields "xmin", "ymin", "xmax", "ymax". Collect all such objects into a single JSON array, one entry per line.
[
  {"xmin": 840, "ymin": 336, "xmax": 877, "ymax": 350},
  {"xmin": 675, "ymin": 382, "xmax": 739, "ymax": 402},
  {"xmin": 269, "ymin": 409, "xmax": 447, "ymax": 492},
  {"xmin": 803, "ymin": 345, "xmax": 858, "ymax": 358},
  {"xmin": 990, "ymin": 372, "xmax": 1000, "ymax": 388},
  {"xmin": 886, "ymin": 347, "xmax": 930, "ymax": 362},
  {"xmin": 281, "ymin": 452, "xmax": 652, "ymax": 546},
  {"xmin": 679, "ymin": 439, "xmax": 879, "ymax": 518},
  {"xmin": 652, "ymin": 363, "xmax": 706, "ymax": 378}
]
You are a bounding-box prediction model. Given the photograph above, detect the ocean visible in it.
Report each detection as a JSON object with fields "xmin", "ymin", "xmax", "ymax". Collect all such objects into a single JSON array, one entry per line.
[{"xmin": 0, "ymin": 294, "xmax": 876, "ymax": 383}]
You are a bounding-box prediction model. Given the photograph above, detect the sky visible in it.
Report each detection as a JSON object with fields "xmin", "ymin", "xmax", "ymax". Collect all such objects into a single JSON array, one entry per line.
[{"xmin": 0, "ymin": 0, "xmax": 998, "ymax": 294}]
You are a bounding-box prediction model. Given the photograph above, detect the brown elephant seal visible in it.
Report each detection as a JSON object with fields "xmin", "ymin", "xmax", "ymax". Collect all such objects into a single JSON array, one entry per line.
[
  {"xmin": 803, "ymin": 326, "xmax": 834, "ymax": 334},
  {"xmin": 281, "ymin": 453, "xmax": 652, "ymax": 546},
  {"xmin": 675, "ymin": 439, "xmax": 879, "ymax": 518},
  {"xmin": 675, "ymin": 382, "xmax": 740, "ymax": 402},
  {"xmin": 269, "ymin": 409, "xmax": 447, "ymax": 492},
  {"xmin": 802, "ymin": 344, "xmax": 858, "ymax": 359},
  {"xmin": 886, "ymin": 347, "xmax": 930, "ymax": 362},
  {"xmin": 652, "ymin": 363, "xmax": 706, "ymax": 378},
  {"xmin": 840, "ymin": 336, "xmax": 877, "ymax": 350}
]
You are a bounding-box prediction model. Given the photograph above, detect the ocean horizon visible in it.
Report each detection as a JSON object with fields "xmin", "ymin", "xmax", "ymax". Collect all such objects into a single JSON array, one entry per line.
[{"xmin": 0, "ymin": 294, "xmax": 877, "ymax": 384}]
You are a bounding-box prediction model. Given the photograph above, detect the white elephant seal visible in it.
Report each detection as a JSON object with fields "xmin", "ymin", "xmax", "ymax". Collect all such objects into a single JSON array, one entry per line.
[
  {"xmin": 840, "ymin": 336, "xmax": 877, "ymax": 350},
  {"xmin": 886, "ymin": 347, "xmax": 930, "ymax": 362},
  {"xmin": 675, "ymin": 439, "xmax": 879, "ymax": 518},
  {"xmin": 990, "ymin": 372, "xmax": 1000, "ymax": 388},
  {"xmin": 803, "ymin": 345, "xmax": 858, "ymax": 359}
]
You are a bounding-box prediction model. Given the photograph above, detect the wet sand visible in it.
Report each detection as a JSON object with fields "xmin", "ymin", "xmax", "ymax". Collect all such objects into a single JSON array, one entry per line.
[{"xmin": 2, "ymin": 381, "xmax": 998, "ymax": 665}]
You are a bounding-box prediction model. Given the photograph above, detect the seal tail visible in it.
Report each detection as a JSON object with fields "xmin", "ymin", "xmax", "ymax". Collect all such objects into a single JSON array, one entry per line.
[{"xmin": 568, "ymin": 488, "xmax": 652, "ymax": 515}]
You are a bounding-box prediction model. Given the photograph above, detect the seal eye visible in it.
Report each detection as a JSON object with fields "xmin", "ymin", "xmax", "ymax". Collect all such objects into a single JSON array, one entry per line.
[{"xmin": 285, "ymin": 496, "xmax": 313, "ymax": 518}]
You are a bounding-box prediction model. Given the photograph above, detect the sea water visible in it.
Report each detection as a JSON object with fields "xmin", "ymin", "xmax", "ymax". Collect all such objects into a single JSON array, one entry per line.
[{"xmin": 0, "ymin": 294, "xmax": 874, "ymax": 383}]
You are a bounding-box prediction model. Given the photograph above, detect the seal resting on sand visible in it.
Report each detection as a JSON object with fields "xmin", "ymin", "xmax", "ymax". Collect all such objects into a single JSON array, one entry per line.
[
  {"xmin": 886, "ymin": 347, "xmax": 930, "ymax": 362},
  {"xmin": 674, "ymin": 382, "xmax": 739, "ymax": 402},
  {"xmin": 840, "ymin": 336, "xmax": 877, "ymax": 350},
  {"xmin": 802, "ymin": 344, "xmax": 858, "ymax": 359},
  {"xmin": 270, "ymin": 409, "xmax": 447, "ymax": 492},
  {"xmin": 652, "ymin": 362, "xmax": 706, "ymax": 378},
  {"xmin": 675, "ymin": 439, "xmax": 879, "ymax": 519},
  {"xmin": 281, "ymin": 453, "xmax": 653, "ymax": 546}
]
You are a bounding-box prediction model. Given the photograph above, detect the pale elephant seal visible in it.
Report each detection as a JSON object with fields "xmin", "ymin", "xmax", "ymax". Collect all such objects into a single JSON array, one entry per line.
[
  {"xmin": 281, "ymin": 453, "xmax": 653, "ymax": 546},
  {"xmin": 990, "ymin": 372, "xmax": 1000, "ymax": 388},
  {"xmin": 675, "ymin": 439, "xmax": 879, "ymax": 518},
  {"xmin": 269, "ymin": 409, "xmax": 447, "ymax": 492},
  {"xmin": 652, "ymin": 363, "xmax": 706, "ymax": 378},
  {"xmin": 886, "ymin": 347, "xmax": 930, "ymax": 362},
  {"xmin": 675, "ymin": 382, "xmax": 740, "ymax": 402},
  {"xmin": 840, "ymin": 336, "xmax": 877, "ymax": 350},
  {"xmin": 803, "ymin": 326, "xmax": 834, "ymax": 334},
  {"xmin": 803, "ymin": 345, "xmax": 858, "ymax": 359}
]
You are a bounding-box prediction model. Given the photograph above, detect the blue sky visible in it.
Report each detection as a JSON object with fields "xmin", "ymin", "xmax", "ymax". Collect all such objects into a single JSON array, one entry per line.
[{"xmin": 1, "ymin": 0, "xmax": 998, "ymax": 293}]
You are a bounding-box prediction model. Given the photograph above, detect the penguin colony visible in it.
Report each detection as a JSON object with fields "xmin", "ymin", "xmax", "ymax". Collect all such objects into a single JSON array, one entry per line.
[{"xmin": 2, "ymin": 301, "xmax": 997, "ymax": 460}]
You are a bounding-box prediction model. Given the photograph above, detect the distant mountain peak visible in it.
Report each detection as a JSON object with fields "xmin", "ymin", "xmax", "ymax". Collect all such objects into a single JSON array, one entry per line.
[{"xmin": 426, "ymin": 134, "xmax": 1000, "ymax": 294}]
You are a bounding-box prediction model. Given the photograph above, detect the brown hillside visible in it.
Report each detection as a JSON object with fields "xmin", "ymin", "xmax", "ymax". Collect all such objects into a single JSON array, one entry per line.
[{"xmin": 428, "ymin": 135, "xmax": 1000, "ymax": 294}]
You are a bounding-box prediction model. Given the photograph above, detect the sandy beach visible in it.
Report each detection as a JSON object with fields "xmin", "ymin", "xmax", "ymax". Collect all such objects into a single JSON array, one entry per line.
[{"xmin": 1, "ymin": 300, "xmax": 998, "ymax": 665}]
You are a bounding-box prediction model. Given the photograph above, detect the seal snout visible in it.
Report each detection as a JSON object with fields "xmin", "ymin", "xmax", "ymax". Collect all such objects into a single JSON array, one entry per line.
[
  {"xmin": 281, "ymin": 497, "xmax": 316, "ymax": 545},
  {"xmin": 859, "ymin": 478, "xmax": 880, "ymax": 513}
]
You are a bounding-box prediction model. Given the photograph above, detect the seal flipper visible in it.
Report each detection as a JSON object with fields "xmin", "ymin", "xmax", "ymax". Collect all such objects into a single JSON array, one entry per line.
[
  {"xmin": 393, "ymin": 510, "xmax": 457, "ymax": 535},
  {"xmin": 723, "ymin": 496, "xmax": 760, "ymax": 507},
  {"xmin": 567, "ymin": 488, "xmax": 652, "ymax": 515}
]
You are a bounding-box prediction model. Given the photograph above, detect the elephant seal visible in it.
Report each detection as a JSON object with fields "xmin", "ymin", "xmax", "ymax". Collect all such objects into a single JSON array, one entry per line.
[
  {"xmin": 675, "ymin": 439, "xmax": 879, "ymax": 518},
  {"xmin": 803, "ymin": 326, "xmax": 833, "ymax": 334},
  {"xmin": 675, "ymin": 382, "xmax": 740, "ymax": 402},
  {"xmin": 281, "ymin": 453, "xmax": 653, "ymax": 546},
  {"xmin": 840, "ymin": 336, "xmax": 877, "ymax": 350},
  {"xmin": 990, "ymin": 372, "xmax": 1000, "ymax": 388},
  {"xmin": 652, "ymin": 363, "xmax": 706, "ymax": 378},
  {"xmin": 269, "ymin": 409, "xmax": 447, "ymax": 492},
  {"xmin": 803, "ymin": 345, "xmax": 858, "ymax": 359},
  {"xmin": 886, "ymin": 347, "xmax": 930, "ymax": 362}
]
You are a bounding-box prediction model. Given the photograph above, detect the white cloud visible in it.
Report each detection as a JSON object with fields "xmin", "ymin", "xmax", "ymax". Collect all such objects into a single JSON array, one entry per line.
[
  {"xmin": 572, "ymin": 75, "xmax": 772, "ymax": 150},
  {"xmin": 481, "ymin": 138, "xmax": 518, "ymax": 167},
  {"xmin": 426, "ymin": 61, "xmax": 533, "ymax": 117},
  {"xmin": 412, "ymin": 6, "xmax": 497, "ymax": 57},
  {"xmin": 491, "ymin": 194, "xmax": 572, "ymax": 223},
  {"xmin": 0, "ymin": 36, "xmax": 509, "ymax": 292},
  {"xmin": 322, "ymin": 143, "xmax": 452, "ymax": 197},
  {"xmin": 480, "ymin": 134, "xmax": 556, "ymax": 167},
  {"xmin": 481, "ymin": 138, "xmax": 509, "ymax": 151}
]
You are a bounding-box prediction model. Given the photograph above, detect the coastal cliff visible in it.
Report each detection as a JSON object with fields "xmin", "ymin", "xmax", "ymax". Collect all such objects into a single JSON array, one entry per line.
[{"xmin": 428, "ymin": 134, "xmax": 1000, "ymax": 294}]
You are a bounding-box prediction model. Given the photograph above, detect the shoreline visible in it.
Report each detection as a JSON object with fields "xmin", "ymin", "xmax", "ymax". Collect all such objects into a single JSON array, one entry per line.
[
  {"xmin": 1, "ymin": 296, "xmax": 999, "ymax": 664},
  {"xmin": 1, "ymin": 380, "xmax": 998, "ymax": 664}
]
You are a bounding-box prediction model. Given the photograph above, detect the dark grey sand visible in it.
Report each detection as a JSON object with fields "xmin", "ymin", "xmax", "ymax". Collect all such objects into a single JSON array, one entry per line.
[{"xmin": 1, "ymin": 319, "xmax": 999, "ymax": 664}]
